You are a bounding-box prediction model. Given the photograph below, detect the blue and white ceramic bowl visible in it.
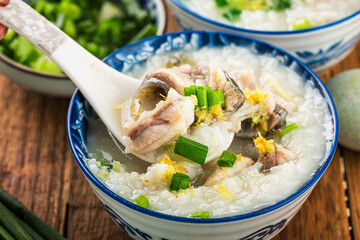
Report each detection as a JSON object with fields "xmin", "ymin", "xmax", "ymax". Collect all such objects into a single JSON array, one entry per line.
[
  {"xmin": 166, "ymin": 0, "xmax": 360, "ymax": 73},
  {"xmin": 0, "ymin": 0, "xmax": 166, "ymax": 97},
  {"xmin": 67, "ymin": 31, "xmax": 338, "ymax": 240}
]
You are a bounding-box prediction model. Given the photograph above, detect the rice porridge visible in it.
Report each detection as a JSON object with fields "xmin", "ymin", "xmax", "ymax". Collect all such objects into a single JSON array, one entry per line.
[
  {"xmin": 86, "ymin": 45, "xmax": 333, "ymax": 218},
  {"xmin": 181, "ymin": 0, "xmax": 360, "ymax": 31}
]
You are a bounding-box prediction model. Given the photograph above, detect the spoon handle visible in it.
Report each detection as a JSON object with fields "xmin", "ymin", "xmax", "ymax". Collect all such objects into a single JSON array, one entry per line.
[
  {"xmin": 0, "ymin": 0, "xmax": 66, "ymax": 56},
  {"xmin": 0, "ymin": 0, "xmax": 140, "ymax": 96},
  {"xmin": 0, "ymin": 0, "xmax": 142, "ymax": 149}
]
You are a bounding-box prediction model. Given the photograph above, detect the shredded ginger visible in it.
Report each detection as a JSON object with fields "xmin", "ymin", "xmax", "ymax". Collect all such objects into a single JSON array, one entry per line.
[{"xmin": 253, "ymin": 133, "xmax": 275, "ymax": 155}]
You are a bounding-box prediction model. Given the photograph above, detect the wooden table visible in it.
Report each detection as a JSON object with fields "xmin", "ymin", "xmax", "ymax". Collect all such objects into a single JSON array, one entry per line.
[{"xmin": 0, "ymin": 5, "xmax": 359, "ymax": 240}]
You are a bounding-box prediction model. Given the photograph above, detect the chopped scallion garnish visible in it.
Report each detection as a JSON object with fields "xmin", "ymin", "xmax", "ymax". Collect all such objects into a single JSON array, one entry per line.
[
  {"xmin": 292, "ymin": 18, "xmax": 312, "ymax": 30},
  {"xmin": 97, "ymin": 158, "xmax": 112, "ymax": 167},
  {"xmin": 207, "ymin": 90, "xmax": 225, "ymax": 109},
  {"xmin": 196, "ymin": 86, "xmax": 208, "ymax": 109},
  {"xmin": 217, "ymin": 150, "xmax": 237, "ymax": 167},
  {"xmin": 170, "ymin": 172, "xmax": 190, "ymax": 191},
  {"xmin": 96, "ymin": 158, "xmax": 113, "ymax": 172},
  {"xmin": 271, "ymin": 0, "xmax": 291, "ymax": 11},
  {"xmin": 215, "ymin": 0, "xmax": 229, "ymax": 7},
  {"xmin": 184, "ymin": 87, "xmax": 196, "ymax": 96},
  {"xmin": 134, "ymin": 195, "xmax": 149, "ymax": 208},
  {"xmin": 280, "ymin": 123, "xmax": 298, "ymax": 137},
  {"xmin": 222, "ymin": 8, "xmax": 242, "ymax": 21},
  {"xmin": 174, "ymin": 135, "xmax": 208, "ymax": 165},
  {"xmin": 190, "ymin": 211, "xmax": 210, "ymax": 219}
]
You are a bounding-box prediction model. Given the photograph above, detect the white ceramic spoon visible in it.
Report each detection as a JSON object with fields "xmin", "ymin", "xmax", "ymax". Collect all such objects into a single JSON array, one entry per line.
[
  {"xmin": 0, "ymin": 0, "xmax": 239, "ymax": 165},
  {"xmin": 0, "ymin": 0, "xmax": 142, "ymax": 154}
]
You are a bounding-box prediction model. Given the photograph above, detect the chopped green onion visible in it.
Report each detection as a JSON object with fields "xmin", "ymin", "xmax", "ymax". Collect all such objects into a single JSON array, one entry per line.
[
  {"xmin": 0, "ymin": 225, "xmax": 15, "ymax": 240},
  {"xmin": 215, "ymin": 0, "xmax": 229, "ymax": 7},
  {"xmin": 174, "ymin": 136, "xmax": 208, "ymax": 165},
  {"xmin": 2, "ymin": 29, "xmax": 16, "ymax": 44},
  {"xmin": 0, "ymin": 187, "xmax": 66, "ymax": 240},
  {"xmin": 190, "ymin": 85, "xmax": 197, "ymax": 91},
  {"xmin": 280, "ymin": 123, "xmax": 298, "ymax": 137},
  {"xmin": 0, "ymin": 202, "xmax": 33, "ymax": 240},
  {"xmin": 222, "ymin": 8, "xmax": 242, "ymax": 21},
  {"xmin": 170, "ymin": 173, "xmax": 190, "ymax": 191},
  {"xmin": 97, "ymin": 158, "xmax": 112, "ymax": 168},
  {"xmin": 98, "ymin": 1, "xmax": 122, "ymax": 22},
  {"xmin": 271, "ymin": 0, "xmax": 291, "ymax": 11},
  {"xmin": 207, "ymin": 90, "xmax": 225, "ymax": 109},
  {"xmin": 292, "ymin": 18, "xmax": 312, "ymax": 30},
  {"xmin": 185, "ymin": 86, "xmax": 199, "ymax": 110},
  {"xmin": 134, "ymin": 195, "xmax": 149, "ymax": 208},
  {"xmin": 206, "ymin": 86, "xmax": 212, "ymax": 92},
  {"xmin": 184, "ymin": 87, "xmax": 196, "ymax": 96},
  {"xmin": 58, "ymin": 1, "xmax": 82, "ymax": 20},
  {"xmin": 190, "ymin": 211, "xmax": 210, "ymax": 219},
  {"xmin": 217, "ymin": 150, "xmax": 237, "ymax": 167},
  {"xmin": 196, "ymin": 86, "xmax": 208, "ymax": 109}
]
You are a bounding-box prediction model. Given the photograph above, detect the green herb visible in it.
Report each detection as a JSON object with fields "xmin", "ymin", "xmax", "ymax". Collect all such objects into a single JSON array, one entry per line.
[
  {"xmin": 292, "ymin": 18, "xmax": 312, "ymax": 30},
  {"xmin": 174, "ymin": 135, "xmax": 208, "ymax": 165},
  {"xmin": 229, "ymin": 0, "xmax": 269, "ymax": 10},
  {"xmin": 58, "ymin": 0, "xmax": 82, "ymax": 20},
  {"xmin": 1, "ymin": 29, "xmax": 15, "ymax": 45},
  {"xmin": 222, "ymin": 8, "xmax": 242, "ymax": 21},
  {"xmin": 170, "ymin": 173, "xmax": 190, "ymax": 191},
  {"xmin": 134, "ymin": 195, "xmax": 149, "ymax": 208},
  {"xmin": 0, "ymin": 187, "xmax": 66, "ymax": 240},
  {"xmin": 215, "ymin": 0, "xmax": 229, "ymax": 7},
  {"xmin": 0, "ymin": 0, "xmax": 157, "ymax": 74},
  {"xmin": 217, "ymin": 150, "xmax": 237, "ymax": 167},
  {"xmin": 271, "ymin": 0, "xmax": 291, "ymax": 11},
  {"xmin": 17, "ymin": 217, "xmax": 45, "ymax": 240},
  {"xmin": 184, "ymin": 87, "xmax": 196, "ymax": 96},
  {"xmin": 29, "ymin": 54, "xmax": 63, "ymax": 74},
  {"xmin": 0, "ymin": 225, "xmax": 15, "ymax": 240},
  {"xmin": 0, "ymin": 202, "xmax": 33, "ymax": 240},
  {"xmin": 126, "ymin": 23, "xmax": 158, "ymax": 45},
  {"xmin": 96, "ymin": 158, "xmax": 113, "ymax": 172},
  {"xmin": 190, "ymin": 85, "xmax": 198, "ymax": 91},
  {"xmin": 2, "ymin": 206, "xmax": 46, "ymax": 240},
  {"xmin": 196, "ymin": 86, "xmax": 208, "ymax": 109},
  {"xmin": 207, "ymin": 90, "xmax": 225, "ymax": 109},
  {"xmin": 279, "ymin": 123, "xmax": 298, "ymax": 137},
  {"xmin": 190, "ymin": 211, "xmax": 210, "ymax": 219}
]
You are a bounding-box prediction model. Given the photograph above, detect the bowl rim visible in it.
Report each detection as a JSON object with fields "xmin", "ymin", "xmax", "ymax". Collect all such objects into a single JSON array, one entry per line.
[
  {"xmin": 0, "ymin": 0, "xmax": 167, "ymax": 80},
  {"xmin": 168, "ymin": 0, "xmax": 360, "ymax": 35},
  {"xmin": 67, "ymin": 30, "xmax": 339, "ymax": 224}
]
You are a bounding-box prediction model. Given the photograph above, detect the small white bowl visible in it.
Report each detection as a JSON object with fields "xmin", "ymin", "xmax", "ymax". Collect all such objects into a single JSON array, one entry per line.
[
  {"xmin": 0, "ymin": 0, "xmax": 166, "ymax": 97},
  {"xmin": 166, "ymin": 0, "xmax": 360, "ymax": 73}
]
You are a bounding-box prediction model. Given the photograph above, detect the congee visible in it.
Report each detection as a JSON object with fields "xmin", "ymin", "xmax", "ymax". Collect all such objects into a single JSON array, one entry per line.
[
  {"xmin": 86, "ymin": 45, "xmax": 333, "ymax": 218},
  {"xmin": 181, "ymin": 0, "xmax": 360, "ymax": 31}
]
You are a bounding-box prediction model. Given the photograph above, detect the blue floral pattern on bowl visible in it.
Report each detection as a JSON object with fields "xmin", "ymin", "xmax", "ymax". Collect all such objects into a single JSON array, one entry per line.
[
  {"xmin": 296, "ymin": 34, "xmax": 360, "ymax": 69},
  {"xmin": 67, "ymin": 31, "xmax": 338, "ymax": 240}
]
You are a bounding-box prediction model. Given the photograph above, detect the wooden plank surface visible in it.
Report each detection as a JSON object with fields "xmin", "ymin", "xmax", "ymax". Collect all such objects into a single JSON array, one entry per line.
[
  {"xmin": 344, "ymin": 148, "xmax": 360, "ymax": 239},
  {"xmin": 0, "ymin": 2, "xmax": 359, "ymax": 240}
]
